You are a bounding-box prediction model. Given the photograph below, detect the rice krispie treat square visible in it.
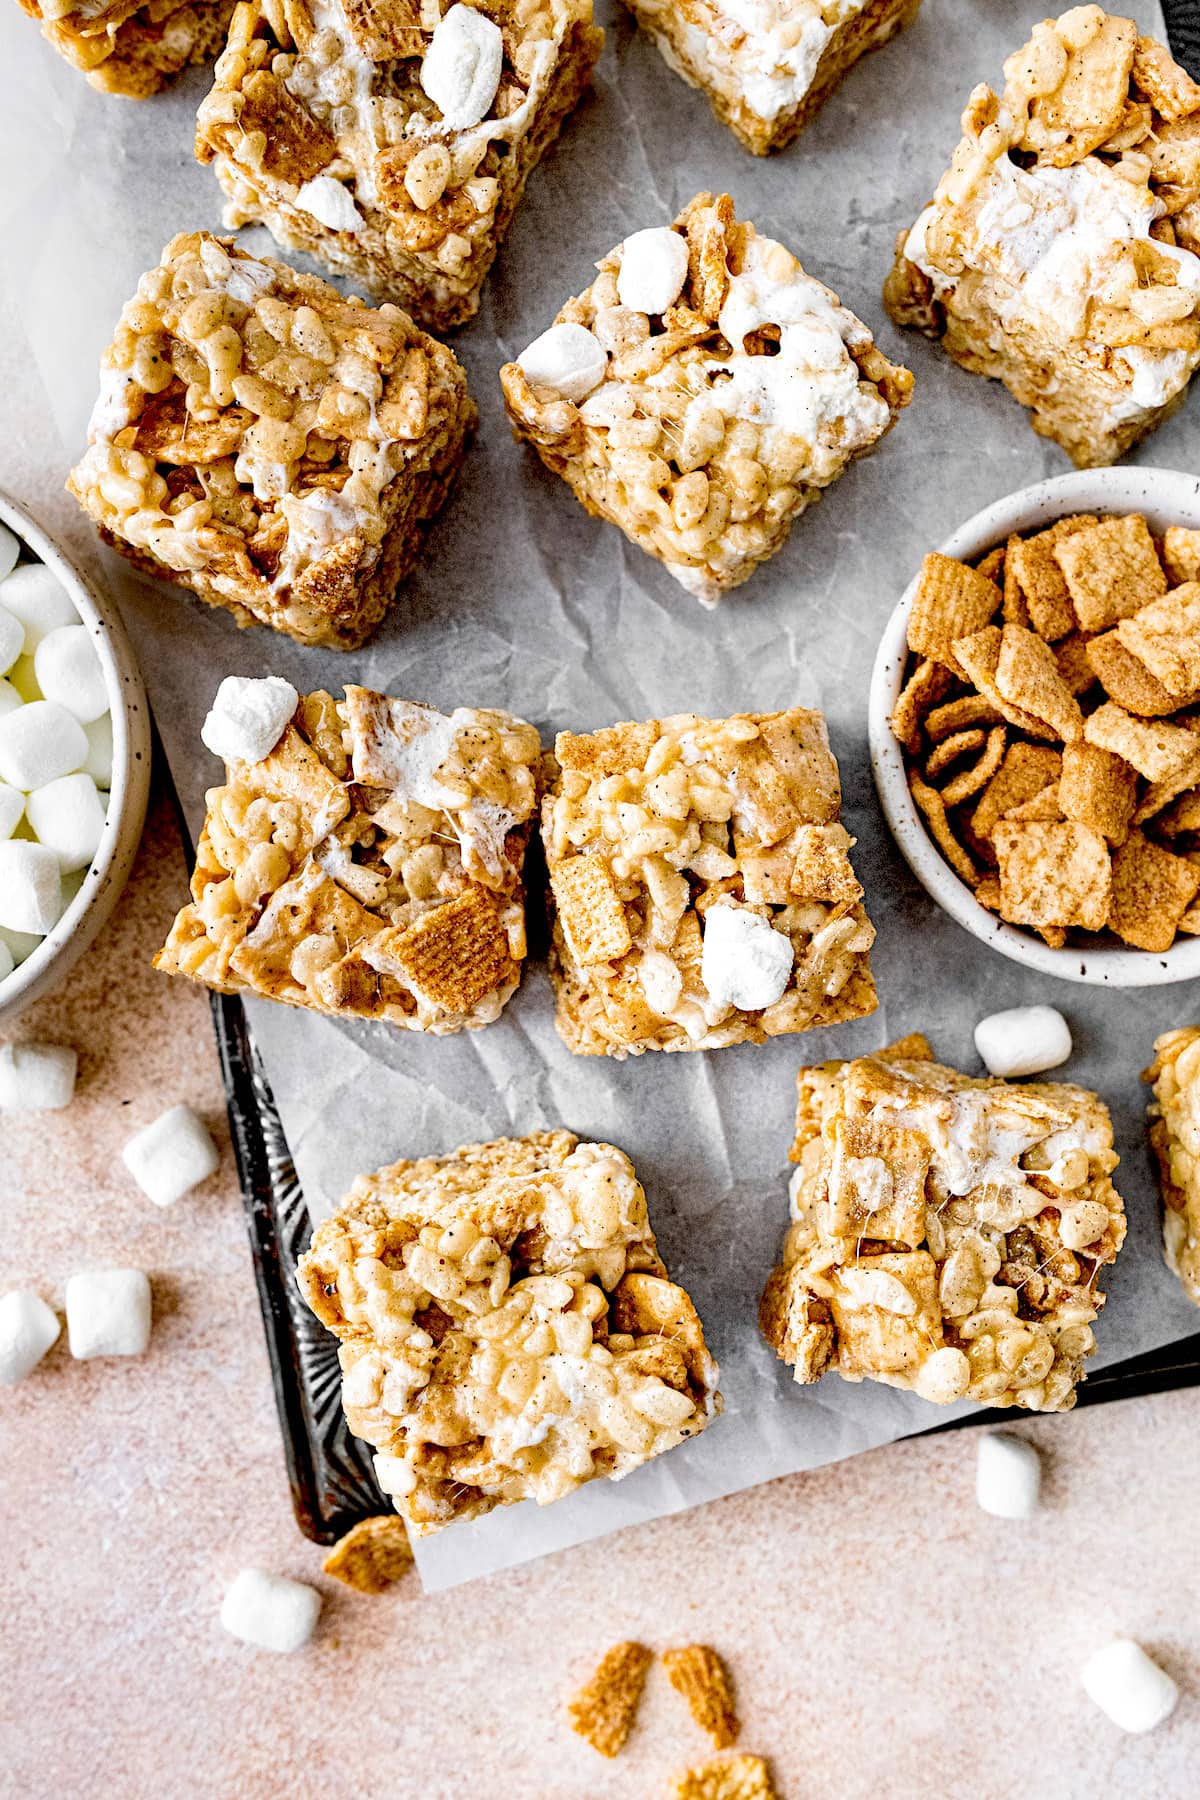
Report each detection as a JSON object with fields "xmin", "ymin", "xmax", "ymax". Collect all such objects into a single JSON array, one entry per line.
[
  {"xmin": 1145, "ymin": 1026, "xmax": 1200, "ymax": 1307},
  {"xmin": 622, "ymin": 0, "xmax": 921, "ymax": 156},
  {"xmin": 884, "ymin": 7, "xmax": 1200, "ymax": 467},
  {"xmin": 18, "ymin": 0, "xmax": 233, "ymax": 97},
  {"xmin": 195, "ymin": 0, "xmax": 603, "ymax": 333},
  {"xmin": 541, "ymin": 708, "xmax": 877, "ymax": 1057},
  {"xmin": 501, "ymin": 192, "xmax": 912, "ymax": 606},
  {"xmin": 156, "ymin": 685, "xmax": 540, "ymax": 1033},
  {"xmin": 297, "ymin": 1131, "xmax": 721, "ymax": 1534},
  {"xmin": 760, "ymin": 1034, "xmax": 1126, "ymax": 1412},
  {"xmin": 68, "ymin": 234, "xmax": 474, "ymax": 651}
]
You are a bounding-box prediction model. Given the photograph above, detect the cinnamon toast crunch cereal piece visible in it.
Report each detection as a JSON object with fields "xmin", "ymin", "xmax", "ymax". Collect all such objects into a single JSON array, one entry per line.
[
  {"xmin": 971, "ymin": 744, "xmax": 1063, "ymax": 841},
  {"xmin": 910, "ymin": 775, "xmax": 978, "ymax": 885},
  {"xmin": 667, "ymin": 1754, "xmax": 779, "ymax": 1800},
  {"xmin": 1109, "ymin": 833, "xmax": 1200, "ymax": 950},
  {"xmin": 568, "ymin": 1641, "xmax": 653, "ymax": 1758},
  {"xmin": 1008, "ymin": 519, "xmax": 1097, "ymax": 641},
  {"xmin": 925, "ymin": 729, "xmax": 985, "ymax": 779},
  {"xmin": 1117, "ymin": 583, "xmax": 1200, "ymax": 696},
  {"xmin": 953, "ymin": 627, "xmax": 1054, "ymax": 737},
  {"xmin": 1084, "ymin": 702, "xmax": 1200, "ymax": 782},
  {"xmin": 1132, "ymin": 35, "xmax": 1200, "ymax": 121},
  {"xmin": 1054, "ymin": 516, "xmax": 1167, "ymax": 633},
  {"xmin": 994, "ymin": 820, "xmax": 1112, "ymax": 931},
  {"xmin": 891, "ymin": 658, "xmax": 955, "ymax": 753},
  {"xmin": 1018, "ymin": 9, "xmax": 1137, "ymax": 165},
  {"xmin": 322, "ymin": 1516, "xmax": 413, "ymax": 1593},
  {"xmin": 1059, "ymin": 743, "xmax": 1138, "ymax": 845},
  {"xmin": 996, "ymin": 625, "xmax": 1084, "ymax": 741},
  {"xmin": 939, "ymin": 726, "xmax": 1007, "ymax": 806},
  {"xmin": 663, "ymin": 1646, "xmax": 740, "ymax": 1750},
  {"xmin": 1085, "ymin": 629, "xmax": 1199, "ymax": 716},
  {"xmin": 1145, "ymin": 1026, "xmax": 1200, "ymax": 1305},
  {"xmin": 924, "ymin": 695, "xmax": 1003, "ymax": 741},
  {"xmin": 1161, "ymin": 526, "xmax": 1200, "ymax": 585},
  {"xmin": 1054, "ymin": 633, "xmax": 1098, "ymax": 696},
  {"xmin": 907, "ymin": 554, "xmax": 1000, "ymax": 667}
]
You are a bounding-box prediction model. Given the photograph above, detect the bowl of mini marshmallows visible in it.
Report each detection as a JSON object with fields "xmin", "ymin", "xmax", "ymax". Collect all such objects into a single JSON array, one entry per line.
[{"xmin": 0, "ymin": 490, "xmax": 151, "ymax": 1024}]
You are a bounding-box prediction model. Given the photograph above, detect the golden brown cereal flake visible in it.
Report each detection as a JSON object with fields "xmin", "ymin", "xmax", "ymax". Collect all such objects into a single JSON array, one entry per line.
[
  {"xmin": 322, "ymin": 1515, "xmax": 413, "ymax": 1594},
  {"xmin": 1008, "ymin": 519, "xmax": 1096, "ymax": 641},
  {"xmin": 924, "ymin": 695, "xmax": 1003, "ymax": 741},
  {"xmin": 1109, "ymin": 834, "xmax": 1200, "ymax": 951},
  {"xmin": 1117, "ymin": 584, "xmax": 1200, "ymax": 697},
  {"xmin": 1084, "ymin": 702, "xmax": 1200, "ymax": 782},
  {"xmin": 568, "ymin": 1641, "xmax": 653, "ymax": 1759},
  {"xmin": 663, "ymin": 1646, "xmax": 740, "ymax": 1750},
  {"xmin": 996, "ymin": 625, "xmax": 1084, "ymax": 741},
  {"xmin": 1161, "ymin": 527, "xmax": 1200, "ymax": 585},
  {"xmin": 925, "ymin": 729, "xmax": 986, "ymax": 779},
  {"xmin": 1013, "ymin": 9, "xmax": 1136, "ymax": 166},
  {"xmin": 1132, "ymin": 34, "xmax": 1200, "ymax": 121},
  {"xmin": 994, "ymin": 820, "xmax": 1112, "ymax": 932},
  {"xmin": 939, "ymin": 726, "xmax": 1008, "ymax": 807},
  {"xmin": 910, "ymin": 776, "xmax": 978, "ymax": 885},
  {"xmin": 1053, "ymin": 515, "xmax": 1168, "ymax": 633},
  {"xmin": 666, "ymin": 1754, "xmax": 779, "ymax": 1800},
  {"xmin": 1085, "ymin": 630, "xmax": 1196, "ymax": 717},
  {"xmin": 971, "ymin": 743, "xmax": 1063, "ymax": 841},
  {"xmin": 907, "ymin": 554, "xmax": 1000, "ymax": 667},
  {"xmin": 953, "ymin": 627, "xmax": 1055, "ymax": 738},
  {"xmin": 1059, "ymin": 743, "xmax": 1138, "ymax": 846},
  {"xmin": 890, "ymin": 658, "xmax": 956, "ymax": 753}
]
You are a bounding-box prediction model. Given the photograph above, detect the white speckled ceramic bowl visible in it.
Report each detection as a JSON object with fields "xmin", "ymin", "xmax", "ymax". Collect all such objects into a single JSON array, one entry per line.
[
  {"xmin": 870, "ymin": 466, "xmax": 1200, "ymax": 988},
  {"xmin": 0, "ymin": 490, "xmax": 151, "ymax": 1025}
]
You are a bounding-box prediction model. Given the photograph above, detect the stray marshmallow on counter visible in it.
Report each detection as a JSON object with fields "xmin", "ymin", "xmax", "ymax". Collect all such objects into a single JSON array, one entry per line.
[
  {"xmin": 66, "ymin": 1268, "xmax": 152, "ymax": 1359},
  {"xmin": 975, "ymin": 1432, "xmax": 1041, "ymax": 1518},
  {"xmin": 701, "ymin": 904, "xmax": 794, "ymax": 1010},
  {"xmin": 419, "ymin": 3, "xmax": 503, "ymax": 130},
  {"xmin": 1081, "ymin": 1639, "xmax": 1179, "ymax": 1734},
  {"xmin": 122, "ymin": 1104, "xmax": 218, "ymax": 1208},
  {"xmin": 0, "ymin": 1041, "xmax": 77, "ymax": 1111},
  {"xmin": 200, "ymin": 676, "xmax": 299, "ymax": 767},
  {"xmin": 220, "ymin": 1568, "xmax": 322, "ymax": 1654},
  {"xmin": 0, "ymin": 1290, "xmax": 61, "ymax": 1384},
  {"xmin": 974, "ymin": 1005, "xmax": 1072, "ymax": 1078},
  {"xmin": 517, "ymin": 323, "xmax": 607, "ymax": 404},
  {"xmin": 618, "ymin": 227, "xmax": 690, "ymax": 315}
]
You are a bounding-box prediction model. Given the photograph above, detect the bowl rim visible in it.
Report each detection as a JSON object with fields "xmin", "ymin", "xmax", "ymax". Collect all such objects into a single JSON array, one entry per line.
[
  {"xmin": 868, "ymin": 464, "xmax": 1200, "ymax": 989},
  {"xmin": 0, "ymin": 489, "xmax": 151, "ymax": 1019}
]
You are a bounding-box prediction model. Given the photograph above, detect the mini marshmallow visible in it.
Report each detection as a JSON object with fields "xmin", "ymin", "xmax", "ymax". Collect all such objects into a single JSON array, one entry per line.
[
  {"xmin": 0, "ymin": 1041, "xmax": 77, "ymax": 1111},
  {"xmin": 518, "ymin": 322, "xmax": 608, "ymax": 405},
  {"xmin": 201, "ymin": 675, "xmax": 299, "ymax": 767},
  {"xmin": 0, "ymin": 605, "xmax": 22, "ymax": 675},
  {"xmin": 0, "ymin": 781, "xmax": 23, "ymax": 840},
  {"xmin": 0, "ymin": 841, "xmax": 63, "ymax": 935},
  {"xmin": 701, "ymin": 905, "xmax": 794, "ymax": 1011},
  {"xmin": 0, "ymin": 1291, "xmax": 60, "ymax": 1384},
  {"xmin": 975, "ymin": 1431, "xmax": 1041, "ymax": 1518},
  {"xmin": 974, "ymin": 1005, "xmax": 1072, "ymax": 1078},
  {"xmin": 1081, "ymin": 1639, "xmax": 1179, "ymax": 1734},
  {"xmin": 420, "ymin": 3, "xmax": 503, "ymax": 129},
  {"xmin": 0, "ymin": 699, "xmax": 88, "ymax": 790},
  {"xmin": 122, "ymin": 1103, "xmax": 219, "ymax": 1207},
  {"xmin": 0, "ymin": 678, "xmax": 20, "ymax": 718},
  {"xmin": 65, "ymin": 1268, "xmax": 152, "ymax": 1359},
  {"xmin": 220, "ymin": 1568, "xmax": 322, "ymax": 1653},
  {"xmin": 617, "ymin": 226, "xmax": 690, "ymax": 315},
  {"xmin": 0, "ymin": 522, "xmax": 19, "ymax": 584},
  {"xmin": 26, "ymin": 773, "xmax": 107, "ymax": 873},
  {"xmin": 0, "ymin": 563, "xmax": 77, "ymax": 653},
  {"xmin": 33, "ymin": 625, "xmax": 108, "ymax": 724},
  {"xmin": 82, "ymin": 713, "xmax": 113, "ymax": 786},
  {"xmin": 295, "ymin": 176, "xmax": 365, "ymax": 234}
]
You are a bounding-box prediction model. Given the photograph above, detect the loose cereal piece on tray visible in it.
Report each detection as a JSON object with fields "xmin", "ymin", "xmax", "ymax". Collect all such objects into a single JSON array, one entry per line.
[
  {"xmin": 196, "ymin": 0, "xmax": 603, "ymax": 332},
  {"xmin": 1145, "ymin": 1027, "xmax": 1200, "ymax": 1306},
  {"xmin": 883, "ymin": 9, "xmax": 1200, "ymax": 465},
  {"xmin": 17, "ymin": 0, "xmax": 233, "ymax": 97},
  {"xmin": 156, "ymin": 684, "xmax": 540, "ymax": 1034},
  {"xmin": 667, "ymin": 1754, "xmax": 778, "ymax": 1800},
  {"xmin": 321, "ymin": 1515, "xmax": 413, "ymax": 1592},
  {"xmin": 500, "ymin": 193, "xmax": 912, "ymax": 606},
  {"xmin": 663, "ymin": 1646, "xmax": 740, "ymax": 1749},
  {"xmin": 541, "ymin": 708, "xmax": 877, "ymax": 1057},
  {"xmin": 297, "ymin": 1132, "xmax": 721, "ymax": 1534},
  {"xmin": 620, "ymin": 0, "xmax": 921, "ymax": 156},
  {"xmin": 568, "ymin": 1641, "xmax": 653, "ymax": 1758},
  {"xmin": 67, "ymin": 233, "xmax": 475, "ymax": 650},
  {"xmin": 760, "ymin": 1038, "xmax": 1126, "ymax": 1411}
]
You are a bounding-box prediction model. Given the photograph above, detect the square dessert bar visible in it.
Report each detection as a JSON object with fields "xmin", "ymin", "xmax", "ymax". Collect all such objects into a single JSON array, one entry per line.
[
  {"xmin": 760, "ymin": 1035, "xmax": 1126, "ymax": 1412},
  {"xmin": 196, "ymin": 0, "xmax": 603, "ymax": 333},
  {"xmin": 885, "ymin": 7, "xmax": 1200, "ymax": 467},
  {"xmin": 501, "ymin": 193, "xmax": 912, "ymax": 605},
  {"xmin": 1145, "ymin": 1026, "xmax": 1200, "ymax": 1308},
  {"xmin": 18, "ymin": 0, "xmax": 233, "ymax": 97},
  {"xmin": 298, "ymin": 1130, "xmax": 720, "ymax": 1534},
  {"xmin": 68, "ymin": 234, "xmax": 474, "ymax": 651},
  {"xmin": 541, "ymin": 708, "xmax": 877, "ymax": 1057},
  {"xmin": 156, "ymin": 685, "xmax": 541, "ymax": 1033},
  {"xmin": 623, "ymin": 0, "xmax": 921, "ymax": 156}
]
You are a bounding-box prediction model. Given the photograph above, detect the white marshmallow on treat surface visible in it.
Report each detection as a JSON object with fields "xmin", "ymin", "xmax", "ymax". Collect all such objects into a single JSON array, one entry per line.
[
  {"xmin": 0, "ymin": 522, "xmax": 19, "ymax": 585},
  {"xmin": 26, "ymin": 773, "xmax": 107, "ymax": 873},
  {"xmin": 122, "ymin": 1104, "xmax": 219, "ymax": 1207},
  {"xmin": 702, "ymin": 905, "xmax": 794, "ymax": 1010},
  {"xmin": 420, "ymin": 3, "xmax": 503, "ymax": 130},
  {"xmin": 33, "ymin": 625, "xmax": 108, "ymax": 724},
  {"xmin": 295, "ymin": 175, "xmax": 365, "ymax": 234},
  {"xmin": 0, "ymin": 606, "xmax": 23, "ymax": 676},
  {"xmin": 0, "ymin": 781, "xmax": 23, "ymax": 840},
  {"xmin": 82, "ymin": 713, "xmax": 113, "ymax": 786},
  {"xmin": 201, "ymin": 675, "xmax": 299, "ymax": 767},
  {"xmin": 1081, "ymin": 1639, "xmax": 1179, "ymax": 1734},
  {"xmin": 618, "ymin": 226, "xmax": 690, "ymax": 315},
  {"xmin": 517, "ymin": 323, "xmax": 608, "ymax": 404},
  {"xmin": 0, "ymin": 841, "xmax": 63, "ymax": 935},
  {"xmin": 220, "ymin": 1568, "xmax": 322, "ymax": 1653},
  {"xmin": 0, "ymin": 1041, "xmax": 78, "ymax": 1111},
  {"xmin": 65, "ymin": 1268, "xmax": 152, "ymax": 1359},
  {"xmin": 0, "ymin": 699, "xmax": 88, "ymax": 790},
  {"xmin": 0, "ymin": 678, "xmax": 20, "ymax": 719},
  {"xmin": 975, "ymin": 1431, "xmax": 1041, "ymax": 1518},
  {"xmin": 0, "ymin": 563, "xmax": 77, "ymax": 653},
  {"xmin": 0, "ymin": 1290, "xmax": 60, "ymax": 1384},
  {"xmin": 975, "ymin": 1005, "xmax": 1072, "ymax": 1077}
]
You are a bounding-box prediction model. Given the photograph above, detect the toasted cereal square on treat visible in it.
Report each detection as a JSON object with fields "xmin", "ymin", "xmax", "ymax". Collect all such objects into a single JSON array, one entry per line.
[
  {"xmin": 883, "ymin": 11, "xmax": 1200, "ymax": 466},
  {"xmin": 994, "ymin": 818, "xmax": 1112, "ymax": 931},
  {"xmin": 67, "ymin": 233, "xmax": 475, "ymax": 650},
  {"xmin": 500, "ymin": 193, "xmax": 912, "ymax": 607},
  {"xmin": 541, "ymin": 708, "xmax": 877, "ymax": 1057},
  {"xmin": 620, "ymin": 0, "xmax": 922, "ymax": 156},
  {"xmin": 1109, "ymin": 832, "xmax": 1200, "ymax": 950},
  {"xmin": 297, "ymin": 1131, "xmax": 721, "ymax": 1534},
  {"xmin": 195, "ymin": 0, "xmax": 604, "ymax": 333},
  {"xmin": 1053, "ymin": 515, "xmax": 1167, "ymax": 632},
  {"xmin": 155, "ymin": 685, "xmax": 540, "ymax": 1033},
  {"xmin": 17, "ymin": 0, "xmax": 233, "ymax": 97},
  {"xmin": 1145, "ymin": 1026, "xmax": 1200, "ymax": 1306},
  {"xmin": 760, "ymin": 1039, "xmax": 1126, "ymax": 1412}
]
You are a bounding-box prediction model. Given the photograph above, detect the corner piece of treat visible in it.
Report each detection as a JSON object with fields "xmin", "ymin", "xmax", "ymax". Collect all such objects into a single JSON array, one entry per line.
[
  {"xmin": 1145, "ymin": 1025, "xmax": 1200, "ymax": 1308},
  {"xmin": 16, "ymin": 0, "xmax": 234, "ymax": 97}
]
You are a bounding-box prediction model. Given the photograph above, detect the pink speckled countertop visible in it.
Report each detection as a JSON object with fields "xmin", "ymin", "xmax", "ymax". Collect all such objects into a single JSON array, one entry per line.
[{"xmin": 2, "ymin": 771, "xmax": 1198, "ymax": 1799}]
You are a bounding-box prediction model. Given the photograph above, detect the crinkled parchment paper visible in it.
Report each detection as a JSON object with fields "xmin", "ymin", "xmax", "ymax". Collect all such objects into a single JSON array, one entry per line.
[{"xmin": 2, "ymin": 0, "xmax": 1198, "ymax": 1591}]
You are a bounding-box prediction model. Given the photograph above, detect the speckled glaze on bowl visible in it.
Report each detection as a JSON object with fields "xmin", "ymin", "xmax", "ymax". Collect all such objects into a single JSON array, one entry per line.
[
  {"xmin": 0, "ymin": 491, "xmax": 151, "ymax": 1025},
  {"xmin": 870, "ymin": 466, "xmax": 1200, "ymax": 988}
]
